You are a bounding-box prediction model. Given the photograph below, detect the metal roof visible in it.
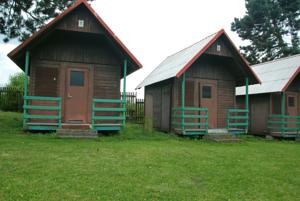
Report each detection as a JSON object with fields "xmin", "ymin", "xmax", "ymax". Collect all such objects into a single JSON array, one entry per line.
[
  {"xmin": 136, "ymin": 31, "xmax": 220, "ymax": 89},
  {"xmin": 137, "ymin": 29, "xmax": 260, "ymax": 89},
  {"xmin": 236, "ymin": 54, "xmax": 300, "ymax": 96}
]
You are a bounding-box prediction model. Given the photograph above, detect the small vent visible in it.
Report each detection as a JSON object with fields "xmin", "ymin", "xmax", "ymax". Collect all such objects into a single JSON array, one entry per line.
[{"xmin": 78, "ymin": 19, "xmax": 84, "ymax": 28}]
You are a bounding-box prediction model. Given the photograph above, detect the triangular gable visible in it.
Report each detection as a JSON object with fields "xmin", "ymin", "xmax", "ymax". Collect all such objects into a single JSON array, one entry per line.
[
  {"xmin": 137, "ymin": 29, "xmax": 260, "ymax": 89},
  {"xmin": 8, "ymin": 0, "xmax": 142, "ymax": 70}
]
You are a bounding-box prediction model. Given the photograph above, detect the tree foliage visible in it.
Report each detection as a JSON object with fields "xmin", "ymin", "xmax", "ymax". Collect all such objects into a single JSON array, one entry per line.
[
  {"xmin": 0, "ymin": 0, "xmax": 93, "ymax": 43},
  {"xmin": 231, "ymin": 0, "xmax": 300, "ymax": 64},
  {"xmin": 5, "ymin": 72, "xmax": 26, "ymax": 91}
]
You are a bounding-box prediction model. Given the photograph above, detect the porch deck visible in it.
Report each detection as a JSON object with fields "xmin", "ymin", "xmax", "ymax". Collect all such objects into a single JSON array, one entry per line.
[
  {"xmin": 23, "ymin": 96, "xmax": 127, "ymax": 133},
  {"xmin": 268, "ymin": 114, "xmax": 300, "ymax": 138}
]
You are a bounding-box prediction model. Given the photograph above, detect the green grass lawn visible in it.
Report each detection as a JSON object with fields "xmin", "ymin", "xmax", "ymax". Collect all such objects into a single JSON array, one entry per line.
[{"xmin": 0, "ymin": 112, "xmax": 300, "ymax": 201}]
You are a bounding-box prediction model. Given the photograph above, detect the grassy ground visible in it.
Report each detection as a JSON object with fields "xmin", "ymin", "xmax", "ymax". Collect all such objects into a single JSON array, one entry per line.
[{"xmin": 0, "ymin": 112, "xmax": 300, "ymax": 201}]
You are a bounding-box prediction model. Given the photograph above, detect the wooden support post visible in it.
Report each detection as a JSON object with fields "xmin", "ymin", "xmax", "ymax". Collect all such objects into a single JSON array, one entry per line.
[
  {"xmin": 281, "ymin": 92, "xmax": 285, "ymax": 135},
  {"xmin": 23, "ymin": 51, "xmax": 30, "ymax": 128},
  {"xmin": 245, "ymin": 77, "xmax": 249, "ymax": 133},
  {"xmin": 123, "ymin": 59, "xmax": 127, "ymax": 127},
  {"xmin": 181, "ymin": 73, "xmax": 185, "ymax": 132}
]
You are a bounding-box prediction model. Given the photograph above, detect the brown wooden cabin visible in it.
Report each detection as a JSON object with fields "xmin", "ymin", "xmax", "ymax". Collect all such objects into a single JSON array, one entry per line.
[
  {"xmin": 137, "ymin": 29, "xmax": 260, "ymax": 136},
  {"xmin": 236, "ymin": 54, "xmax": 300, "ymax": 138},
  {"xmin": 7, "ymin": 0, "xmax": 142, "ymax": 132}
]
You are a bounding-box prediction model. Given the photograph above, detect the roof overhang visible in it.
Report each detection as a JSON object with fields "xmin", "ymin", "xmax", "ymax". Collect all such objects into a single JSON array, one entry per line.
[
  {"xmin": 176, "ymin": 29, "xmax": 261, "ymax": 85},
  {"xmin": 8, "ymin": 0, "xmax": 142, "ymax": 73}
]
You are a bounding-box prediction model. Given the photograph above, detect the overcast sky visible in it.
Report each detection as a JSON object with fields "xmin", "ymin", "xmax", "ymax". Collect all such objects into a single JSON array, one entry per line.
[{"xmin": 0, "ymin": 0, "xmax": 247, "ymax": 97}]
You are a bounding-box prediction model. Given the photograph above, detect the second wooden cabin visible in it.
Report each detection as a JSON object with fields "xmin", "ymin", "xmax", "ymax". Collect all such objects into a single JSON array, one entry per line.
[
  {"xmin": 236, "ymin": 54, "xmax": 300, "ymax": 138},
  {"xmin": 137, "ymin": 29, "xmax": 260, "ymax": 135}
]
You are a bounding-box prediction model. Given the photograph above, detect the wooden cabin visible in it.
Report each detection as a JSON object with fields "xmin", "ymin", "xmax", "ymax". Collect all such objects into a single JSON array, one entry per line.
[
  {"xmin": 7, "ymin": 0, "xmax": 142, "ymax": 132},
  {"xmin": 137, "ymin": 29, "xmax": 260, "ymax": 136},
  {"xmin": 236, "ymin": 54, "xmax": 300, "ymax": 138}
]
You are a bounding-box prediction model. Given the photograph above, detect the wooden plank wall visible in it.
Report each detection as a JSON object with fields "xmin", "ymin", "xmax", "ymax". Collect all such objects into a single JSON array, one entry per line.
[{"xmin": 173, "ymin": 55, "xmax": 236, "ymax": 128}]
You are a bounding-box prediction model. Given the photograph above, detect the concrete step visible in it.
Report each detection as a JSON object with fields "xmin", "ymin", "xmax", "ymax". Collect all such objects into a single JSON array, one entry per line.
[
  {"xmin": 203, "ymin": 133, "xmax": 242, "ymax": 142},
  {"xmin": 57, "ymin": 129, "xmax": 97, "ymax": 139}
]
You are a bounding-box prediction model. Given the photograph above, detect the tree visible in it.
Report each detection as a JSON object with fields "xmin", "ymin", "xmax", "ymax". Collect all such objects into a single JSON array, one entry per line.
[
  {"xmin": 5, "ymin": 72, "xmax": 26, "ymax": 91},
  {"xmin": 231, "ymin": 0, "xmax": 300, "ymax": 64},
  {"xmin": 0, "ymin": 0, "xmax": 93, "ymax": 43}
]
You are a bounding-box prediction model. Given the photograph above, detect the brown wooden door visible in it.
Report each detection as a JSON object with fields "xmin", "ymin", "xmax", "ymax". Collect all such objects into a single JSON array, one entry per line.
[
  {"xmin": 65, "ymin": 68, "xmax": 89, "ymax": 123},
  {"xmin": 286, "ymin": 92, "xmax": 298, "ymax": 128},
  {"xmin": 198, "ymin": 80, "xmax": 218, "ymax": 128}
]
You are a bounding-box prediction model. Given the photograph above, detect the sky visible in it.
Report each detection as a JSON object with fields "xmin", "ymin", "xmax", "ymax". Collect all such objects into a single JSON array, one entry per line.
[{"xmin": 0, "ymin": 0, "xmax": 247, "ymax": 97}]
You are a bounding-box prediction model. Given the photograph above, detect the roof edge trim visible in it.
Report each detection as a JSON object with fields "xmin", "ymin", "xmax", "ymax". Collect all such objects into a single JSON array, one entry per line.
[
  {"xmin": 281, "ymin": 66, "xmax": 300, "ymax": 92},
  {"xmin": 175, "ymin": 29, "xmax": 224, "ymax": 78}
]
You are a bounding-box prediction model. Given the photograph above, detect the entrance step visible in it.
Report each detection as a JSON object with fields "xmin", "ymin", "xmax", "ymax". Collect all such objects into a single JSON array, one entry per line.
[
  {"xmin": 208, "ymin": 129, "xmax": 228, "ymax": 134},
  {"xmin": 61, "ymin": 124, "xmax": 91, "ymax": 130},
  {"xmin": 57, "ymin": 129, "xmax": 97, "ymax": 139},
  {"xmin": 203, "ymin": 133, "xmax": 242, "ymax": 142}
]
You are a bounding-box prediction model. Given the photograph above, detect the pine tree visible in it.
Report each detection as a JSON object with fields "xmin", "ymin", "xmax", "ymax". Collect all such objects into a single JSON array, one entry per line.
[
  {"xmin": 231, "ymin": 0, "xmax": 300, "ymax": 64},
  {"xmin": 0, "ymin": 0, "xmax": 93, "ymax": 43}
]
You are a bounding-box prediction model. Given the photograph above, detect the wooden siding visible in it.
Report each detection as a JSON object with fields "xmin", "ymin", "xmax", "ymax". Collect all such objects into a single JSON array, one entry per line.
[
  {"xmin": 56, "ymin": 4, "xmax": 104, "ymax": 34},
  {"xmin": 175, "ymin": 55, "xmax": 236, "ymax": 128},
  {"xmin": 35, "ymin": 67, "xmax": 58, "ymax": 97},
  {"xmin": 144, "ymin": 80, "xmax": 173, "ymax": 130},
  {"xmin": 93, "ymin": 64, "xmax": 121, "ymax": 99},
  {"xmin": 33, "ymin": 31, "xmax": 121, "ymax": 66},
  {"xmin": 205, "ymin": 37, "xmax": 233, "ymax": 57}
]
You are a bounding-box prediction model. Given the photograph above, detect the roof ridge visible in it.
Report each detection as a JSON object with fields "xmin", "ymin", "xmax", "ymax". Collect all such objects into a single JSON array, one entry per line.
[
  {"xmin": 252, "ymin": 53, "xmax": 300, "ymax": 68},
  {"xmin": 166, "ymin": 30, "xmax": 220, "ymax": 59}
]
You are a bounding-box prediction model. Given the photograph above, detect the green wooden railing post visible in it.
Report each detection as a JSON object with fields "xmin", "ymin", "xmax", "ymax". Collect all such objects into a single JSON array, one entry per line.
[
  {"xmin": 92, "ymin": 100, "xmax": 95, "ymax": 129},
  {"xmin": 245, "ymin": 77, "xmax": 249, "ymax": 133},
  {"xmin": 123, "ymin": 59, "xmax": 127, "ymax": 127},
  {"xmin": 58, "ymin": 99, "xmax": 62, "ymax": 128},
  {"xmin": 281, "ymin": 92, "xmax": 285, "ymax": 135},
  {"xmin": 181, "ymin": 73, "xmax": 186, "ymax": 132},
  {"xmin": 23, "ymin": 51, "xmax": 30, "ymax": 128}
]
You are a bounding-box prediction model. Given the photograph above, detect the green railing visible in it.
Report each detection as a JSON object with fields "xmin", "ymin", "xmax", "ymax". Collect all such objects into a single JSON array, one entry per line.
[
  {"xmin": 23, "ymin": 96, "xmax": 62, "ymax": 130},
  {"xmin": 92, "ymin": 98, "xmax": 126, "ymax": 131},
  {"xmin": 227, "ymin": 108, "xmax": 248, "ymax": 134},
  {"xmin": 172, "ymin": 107, "xmax": 208, "ymax": 135},
  {"xmin": 268, "ymin": 114, "xmax": 300, "ymax": 137}
]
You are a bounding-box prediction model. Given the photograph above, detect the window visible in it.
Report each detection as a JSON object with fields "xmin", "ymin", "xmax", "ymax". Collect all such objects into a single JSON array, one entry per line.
[
  {"xmin": 70, "ymin": 71, "xmax": 84, "ymax": 86},
  {"xmin": 202, "ymin": 86, "xmax": 212, "ymax": 98},
  {"xmin": 288, "ymin": 96, "xmax": 295, "ymax": 107},
  {"xmin": 217, "ymin": 44, "xmax": 221, "ymax": 52},
  {"xmin": 78, "ymin": 19, "xmax": 84, "ymax": 28}
]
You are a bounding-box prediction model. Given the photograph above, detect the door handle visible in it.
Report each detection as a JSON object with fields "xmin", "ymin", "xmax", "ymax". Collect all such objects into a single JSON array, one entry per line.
[{"xmin": 68, "ymin": 93, "xmax": 72, "ymax": 98}]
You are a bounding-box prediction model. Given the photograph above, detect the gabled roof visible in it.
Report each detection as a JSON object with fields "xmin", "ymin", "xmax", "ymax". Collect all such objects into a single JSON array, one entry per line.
[
  {"xmin": 137, "ymin": 29, "xmax": 260, "ymax": 89},
  {"xmin": 8, "ymin": 0, "xmax": 142, "ymax": 70},
  {"xmin": 236, "ymin": 54, "xmax": 300, "ymax": 96}
]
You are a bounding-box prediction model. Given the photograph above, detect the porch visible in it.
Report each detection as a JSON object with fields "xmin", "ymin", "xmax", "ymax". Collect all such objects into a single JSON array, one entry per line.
[
  {"xmin": 268, "ymin": 93, "xmax": 300, "ymax": 138},
  {"xmin": 22, "ymin": 51, "xmax": 129, "ymax": 133},
  {"xmin": 172, "ymin": 72, "xmax": 249, "ymax": 136}
]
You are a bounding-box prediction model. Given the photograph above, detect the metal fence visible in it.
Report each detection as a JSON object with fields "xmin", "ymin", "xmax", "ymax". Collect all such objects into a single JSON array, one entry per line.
[
  {"xmin": 0, "ymin": 87, "xmax": 23, "ymax": 112},
  {"xmin": 121, "ymin": 92, "xmax": 144, "ymax": 124}
]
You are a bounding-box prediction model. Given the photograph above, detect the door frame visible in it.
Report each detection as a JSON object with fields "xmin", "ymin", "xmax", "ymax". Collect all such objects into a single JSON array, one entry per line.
[
  {"xmin": 60, "ymin": 62, "xmax": 94, "ymax": 123},
  {"xmin": 196, "ymin": 78, "xmax": 218, "ymax": 128}
]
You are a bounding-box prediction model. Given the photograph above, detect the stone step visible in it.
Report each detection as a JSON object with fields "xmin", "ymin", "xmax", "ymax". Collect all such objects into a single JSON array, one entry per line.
[
  {"xmin": 57, "ymin": 129, "xmax": 98, "ymax": 139},
  {"xmin": 203, "ymin": 133, "xmax": 242, "ymax": 142}
]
